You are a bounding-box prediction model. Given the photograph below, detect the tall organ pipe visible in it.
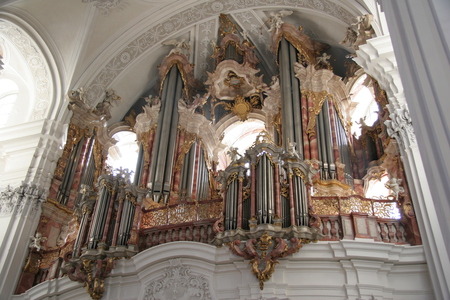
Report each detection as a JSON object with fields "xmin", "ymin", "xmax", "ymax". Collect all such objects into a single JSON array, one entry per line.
[
  {"xmin": 148, "ymin": 66, "xmax": 182, "ymax": 202},
  {"xmin": 267, "ymin": 156, "xmax": 274, "ymax": 224},
  {"xmin": 279, "ymin": 38, "xmax": 303, "ymax": 156},
  {"xmin": 279, "ymin": 39, "xmax": 295, "ymax": 149}
]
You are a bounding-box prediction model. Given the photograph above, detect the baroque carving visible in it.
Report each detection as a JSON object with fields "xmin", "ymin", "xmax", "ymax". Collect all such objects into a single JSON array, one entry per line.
[
  {"xmin": 385, "ymin": 106, "xmax": 416, "ymax": 150},
  {"xmin": 143, "ymin": 259, "xmax": 212, "ymax": 300},
  {"xmin": 229, "ymin": 232, "xmax": 304, "ymax": 290},
  {"xmin": 0, "ymin": 20, "xmax": 52, "ymax": 120},
  {"xmin": 65, "ymin": 257, "xmax": 115, "ymax": 300},
  {"xmin": 82, "ymin": 0, "xmax": 125, "ymax": 15},
  {"xmin": 341, "ymin": 14, "xmax": 375, "ymax": 51},
  {"xmin": 85, "ymin": 0, "xmax": 354, "ymax": 104},
  {"xmin": 0, "ymin": 183, "xmax": 46, "ymax": 216}
]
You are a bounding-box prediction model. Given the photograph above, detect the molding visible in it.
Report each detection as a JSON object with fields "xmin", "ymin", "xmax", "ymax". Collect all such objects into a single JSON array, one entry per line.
[
  {"xmin": 80, "ymin": 0, "xmax": 357, "ymax": 105},
  {"xmin": 13, "ymin": 241, "xmax": 433, "ymax": 300}
]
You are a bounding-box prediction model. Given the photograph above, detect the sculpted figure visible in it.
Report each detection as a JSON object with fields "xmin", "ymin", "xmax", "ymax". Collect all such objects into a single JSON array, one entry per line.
[
  {"xmin": 386, "ymin": 177, "xmax": 405, "ymax": 201},
  {"xmin": 267, "ymin": 10, "xmax": 293, "ymax": 33},
  {"xmin": 162, "ymin": 38, "xmax": 190, "ymax": 56},
  {"xmin": 30, "ymin": 232, "xmax": 47, "ymax": 251}
]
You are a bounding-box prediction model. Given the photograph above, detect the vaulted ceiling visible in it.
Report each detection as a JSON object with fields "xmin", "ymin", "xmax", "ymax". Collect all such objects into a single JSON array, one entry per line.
[{"xmin": 0, "ymin": 0, "xmax": 379, "ymax": 124}]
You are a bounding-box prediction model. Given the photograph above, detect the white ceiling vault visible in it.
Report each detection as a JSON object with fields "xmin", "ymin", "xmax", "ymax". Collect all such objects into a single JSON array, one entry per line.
[{"xmin": 0, "ymin": 0, "xmax": 380, "ymax": 125}]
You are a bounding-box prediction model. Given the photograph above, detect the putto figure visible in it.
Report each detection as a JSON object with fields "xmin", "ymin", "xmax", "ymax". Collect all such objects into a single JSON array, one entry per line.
[
  {"xmin": 29, "ymin": 232, "xmax": 47, "ymax": 252},
  {"xmin": 162, "ymin": 38, "xmax": 190, "ymax": 56}
]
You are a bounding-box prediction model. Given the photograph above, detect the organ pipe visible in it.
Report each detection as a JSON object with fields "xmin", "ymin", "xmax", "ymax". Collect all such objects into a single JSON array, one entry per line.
[{"xmin": 148, "ymin": 66, "xmax": 183, "ymax": 203}]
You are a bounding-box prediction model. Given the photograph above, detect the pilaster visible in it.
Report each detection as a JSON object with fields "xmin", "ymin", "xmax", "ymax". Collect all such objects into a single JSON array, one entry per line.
[{"xmin": 354, "ymin": 4, "xmax": 450, "ymax": 296}]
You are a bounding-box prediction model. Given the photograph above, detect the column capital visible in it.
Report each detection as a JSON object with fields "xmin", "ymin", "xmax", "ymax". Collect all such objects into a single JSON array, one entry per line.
[{"xmin": 384, "ymin": 105, "xmax": 417, "ymax": 150}]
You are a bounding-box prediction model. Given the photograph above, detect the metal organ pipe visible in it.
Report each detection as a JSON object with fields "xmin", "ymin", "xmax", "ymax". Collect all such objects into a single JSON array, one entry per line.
[
  {"xmin": 267, "ymin": 156, "xmax": 274, "ymax": 224},
  {"xmin": 163, "ymin": 71, "xmax": 183, "ymax": 200},
  {"xmin": 289, "ymin": 43, "xmax": 303, "ymax": 154},
  {"xmin": 148, "ymin": 66, "xmax": 182, "ymax": 202},
  {"xmin": 279, "ymin": 39, "xmax": 295, "ymax": 149},
  {"xmin": 185, "ymin": 142, "xmax": 197, "ymax": 196}
]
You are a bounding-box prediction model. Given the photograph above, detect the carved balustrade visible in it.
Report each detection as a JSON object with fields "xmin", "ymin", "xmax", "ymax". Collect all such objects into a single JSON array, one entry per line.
[
  {"xmin": 139, "ymin": 199, "xmax": 222, "ymax": 249},
  {"xmin": 311, "ymin": 195, "xmax": 406, "ymax": 243},
  {"xmin": 141, "ymin": 199, "xmax": 222, "ymax": 229}
]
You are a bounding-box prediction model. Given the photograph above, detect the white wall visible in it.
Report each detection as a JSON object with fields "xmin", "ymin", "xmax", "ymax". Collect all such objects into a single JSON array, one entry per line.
[{"xmin": 13, "ymin": 241, "xmax": 433, "ymax": 300}]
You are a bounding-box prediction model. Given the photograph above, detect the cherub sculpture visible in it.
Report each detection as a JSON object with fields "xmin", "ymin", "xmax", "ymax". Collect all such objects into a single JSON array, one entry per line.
[
  {"xmin": 267, "ymin": 10, "xmax": 293, "ymax": 33},
  {"xmin": 227, "ymin": 147, "xmax": 242, "ymax": 162},
  {"xmin": 287, "ymin": 140, "xmax": 300, "ymax": 158},
  {"xmin": 317, "ymin": 53, "xmax": 331, "ymax": 65},
  {"xmin": 385, "ymin": 177, "xmax": 405, "ymax": 201},
  {"xmin": 162, "ymin": 38, "xmax": 190, "ymax": 56},
  {"xmin": 30, "ymin": 232, "xmax": 47, "ymax": 251}
]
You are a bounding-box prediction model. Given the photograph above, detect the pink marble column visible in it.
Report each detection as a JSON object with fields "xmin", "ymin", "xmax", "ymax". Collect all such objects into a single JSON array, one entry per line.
[
  {"xmin": 127, "ymin": 203, "xmax": 141, "ymax": 249},
  {"xmin": 307, "ymin": 96, "xmax": 319, "ymax": 160},
  {"xmin": 171, "ymin": 130, "xmax": 185, "ymax": 195},
  {"xmin": 288, "ymin": 174, "xmax": 296, "ymax": 226},
  {"xmin": 141, "ymin": 129, "xmax": 155, "ymax": 187},
  {"xmin": 301, "ymin": 95, "xmax": 310, "ymax": 160},
  {"xmin": 67, "ymin": 137, "xmax": 92, "ymax": 208}
]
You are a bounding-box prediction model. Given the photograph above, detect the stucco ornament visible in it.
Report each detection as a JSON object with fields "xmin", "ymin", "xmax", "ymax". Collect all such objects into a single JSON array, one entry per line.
[
  {"xmin": 0, "ymin": 21, "xmax": 52, "ymax": 120},
  {"xmin": 85, "ymin": 0, "xmax": 354, "ymax": 104},
  {"xmin": 385, "ymin": 105, "xmax": 417, "ymax": 150},
  {"xmin": 82, "ymin": 0, "xmax": 125, "ymax": 15},
  {"xmin": 143, "ymin": 259, "xmax": 213, "ymax": 300}
]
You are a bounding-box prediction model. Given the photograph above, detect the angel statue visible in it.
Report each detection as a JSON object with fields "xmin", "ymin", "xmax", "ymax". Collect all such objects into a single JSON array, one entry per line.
[
  {"xmin": 29, "ymin": 232, "xmax": 47, "ymax": 252},
  {"xmin": 267, "ymin": 10, "xmax": 293, "ymax": 33},
  {"xmin": 287, "ymin": 139, "xmax": 300, "ymax": 159},
  {"xmin": 317, "ymin": 53, "xmax": 331, "ymax": 65},
  {"xmin": 227, "ymin": 146, "xmax": 242, "ymax": 162},
  {"xmin": 385, "ymin": 177, "xmax": 405, "ymax": 201},
  {"xmin": 162, "ymin": 38, "xmax": 190, "ymax": 56}
]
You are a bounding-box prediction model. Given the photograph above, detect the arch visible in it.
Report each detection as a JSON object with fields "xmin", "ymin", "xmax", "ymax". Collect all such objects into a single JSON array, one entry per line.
[
  {"xmin": 0, "ymin": 15, "xmax": 60, "ymax": 123},
  {"xmin": 76, "ymin": 0, "xmax": 376, "ymax": 106}
]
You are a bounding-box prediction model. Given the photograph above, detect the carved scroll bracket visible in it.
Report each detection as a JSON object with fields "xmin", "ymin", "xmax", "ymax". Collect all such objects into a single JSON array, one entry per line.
[
  {"xmin": 384, "ymin": 105, "xmax": 417, "ymax": 150},
  {"xmin": 229, "ymin": 232, "xmax": 305, "ymax": 290}
]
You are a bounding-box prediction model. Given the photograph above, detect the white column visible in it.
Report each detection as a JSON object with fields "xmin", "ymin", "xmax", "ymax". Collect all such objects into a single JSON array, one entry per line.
[
  {"xmin": 356, "ymin": 1, "xmax": 450, "ymax": 298},
  {"xmin": 0, "ymin": 119, "xmax": 66, "ymax": 299}
]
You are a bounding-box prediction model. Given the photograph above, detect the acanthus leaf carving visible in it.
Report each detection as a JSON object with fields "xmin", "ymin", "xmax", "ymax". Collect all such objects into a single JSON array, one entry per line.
[
  {"xmin": 143, "ymin": 259, "xmax": 212, "ymax": 300},
  {"xmin": 384, "ymin": 105, "xmax": 416, "ymax": 150}
]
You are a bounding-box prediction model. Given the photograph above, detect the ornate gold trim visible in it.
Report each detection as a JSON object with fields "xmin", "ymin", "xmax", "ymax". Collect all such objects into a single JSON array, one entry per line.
[
  {"xmin": 225, "ymin": 95, "xmax": 253, "ymax": 121},
  {"xmin": 219, "ymin": 13, "xmax": 238, "ymax": 37},
  {"xmin": 293, "ymin": 167, "xmax": 306, "ymax": 181},
  {"xmin": 174, "ymin": 129, "xmax": 197, "ymax": 172},
  {"xmin": 303, "ymin": 90, "xmax": 330, "ymax": 137},
  {"xmin": 224, "ymin": 71, "xmax": 245, "ymax": 89},
  {"xmin": 46, "ymin": 198, "xmax": 74, "ymax": 215}
]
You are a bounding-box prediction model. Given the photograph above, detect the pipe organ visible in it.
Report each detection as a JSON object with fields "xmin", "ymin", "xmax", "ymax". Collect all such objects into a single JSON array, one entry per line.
[{"xmin": 21, "ymin": 13, "xmax": 422, "ymax": 299}]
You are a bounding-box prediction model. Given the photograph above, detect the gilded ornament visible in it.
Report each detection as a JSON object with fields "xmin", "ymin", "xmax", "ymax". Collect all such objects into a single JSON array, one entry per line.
[
  {"xmin": 303, "ymin": 90, "xmax": 330, "ymax": 137},
  {"xmin": 227, "ymin": 172, "xmax": 239, "ymax": 187},
  {"xmin": 292, "ymin": 167, "xmax": 306, "ymax": 181},
  {"xmin": 174, "ymin": 130, "xmax": 197, "ymax": 172},
  {"xmin": 225, "ymin": 95, "xmax": 253, "ymax": 121},
  {"xmin": 229, "ymin": 232, "xmax": 304, "ymax": 290},
  {"xmin": 219, "ymin": 13, "xmax": 238, "ymax": 37},
  {"xmin": 45, "ymin": 198, "xmax": 74, "ymax": 215},
  {"xmin": 224, "ymin": 71, "xmax": 245, "ymax": 89}
]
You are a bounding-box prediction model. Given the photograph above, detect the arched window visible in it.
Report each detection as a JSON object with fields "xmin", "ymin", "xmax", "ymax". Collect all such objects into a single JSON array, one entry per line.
[
  {"xmin": 0, "ymin": 78, "xmax": 18, "ymax": 128},
  {"xmin": 217, "ymin": 119, "xmax": 265, "ymax": 170},
  {"xmin": 106, "ymin": 131, "xmax": 139, "ymax": 175},
  {"xmin": 349, "ymin": 75, "xmax": 379, "ymax": 138}
]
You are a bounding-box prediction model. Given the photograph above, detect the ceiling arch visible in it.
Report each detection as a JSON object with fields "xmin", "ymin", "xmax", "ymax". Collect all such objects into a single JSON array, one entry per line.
[{"xmin": 73, "ymin": 0, "xmax": 373, "ymax": 124}]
